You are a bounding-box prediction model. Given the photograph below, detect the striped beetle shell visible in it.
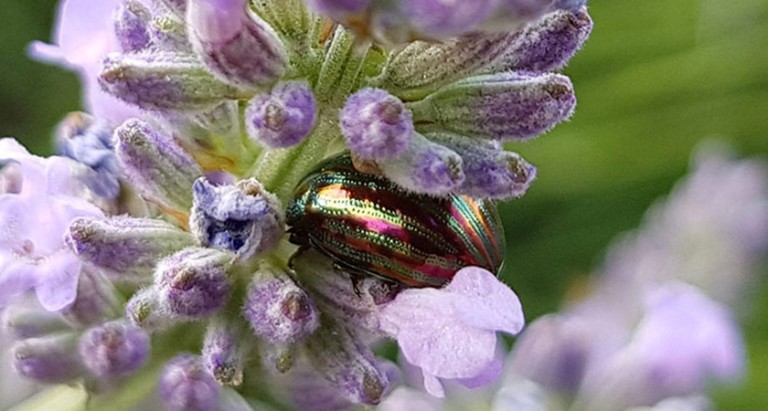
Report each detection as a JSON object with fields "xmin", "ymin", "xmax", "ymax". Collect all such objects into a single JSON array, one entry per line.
[{"xmin": 286, "ymin": 153, "xmax": 505, "ymax": 287}]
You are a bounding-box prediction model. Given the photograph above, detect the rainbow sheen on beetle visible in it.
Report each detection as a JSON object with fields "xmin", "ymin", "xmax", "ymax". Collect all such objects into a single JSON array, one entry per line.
[{"xmin": 286, "ymin": 153, "xmax": 505, "ymax": 287}]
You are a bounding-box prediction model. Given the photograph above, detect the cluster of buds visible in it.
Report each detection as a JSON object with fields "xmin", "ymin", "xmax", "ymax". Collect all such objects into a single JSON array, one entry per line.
[{"xmin": 3, "ymin": 0, "xmax": 594, "ymax": 410}]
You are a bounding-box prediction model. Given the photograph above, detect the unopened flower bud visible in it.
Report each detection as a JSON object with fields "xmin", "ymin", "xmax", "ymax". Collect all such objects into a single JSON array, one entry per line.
[
  {"xmin": 372, "ymin": 32, "xmax": 517, "ymax": 100},
  {"xmin": 67, "ymin": 216, "xmax": 195, "ymax": 282},
  {"xmin": 114, "ymin": 0, "xmax": 152, "ymax": 52},
  {"xmin": 12, "ymin": 333, "xmax": 83, "ymax": 383},
  {"xmin": 190, "ymin": 177, "xmax": 283, "ymax": 260},
  {"xmin": 187, "ymin": 0, "xmax": 287, "ymax": 89},
  {"xmin": 489, "ymin": 8, "xmax": 593, "ymax": 74},
  {"xmin": 482, "ymin": 0, "xmax": 553, "ymax": 32},
  {"xmin": 243, "ymin": 267, "xmax": 319, "ymax": 344},
  {"xmin": 61, "ymin": 267, "xmax": 121, "ymax": 326},
  {"xmin": 202, "ymin": 320, "xmax": 249, "ymax": 385},
  {"xmin": 154, "ymin": 247, "xmax": 233, "ymax": 318},
  {"xmin": 149, "ymin": 13, "xmax": 191, "ymax": 51},
  {"xmin": 340, "ymin": 88, "xmax": 413, "ymax": 159},
  {"xmin": 1, "ymin": 298, "xmax": 69, "ymax": 339},
  {"xmin": 245, "ymin": 81, "xmax": 317, "ymax": 148},
  {"xmin": 156, "ymin": 0, "xmax": 187, "ymax": 15},
  {"xmin": 303, "ymin": 318, "xmax": 389, "ymax": 405},
  {"xmin": 410, "ymin": 72, "xmax": 575, "ymax": 141},
  {"xmin": 115, "ymin": 119, "xmax": 203, "ymax": 212},
  {"xmin": 55, "ymin": 112, "xmax": 121, "ymax": 199},
  {"xmin": 99, "ymin": 51, "xmax": 242, "ymax": 111},
  {"xmin": 377, "ymin": 133, "xmax": 464, "ymax": 195},
  {"xmin": 79, "ymin": 321, "xmax": 150, "ymax": 378},
  {"xmin": 159, "ymin": 354, "xmax": 221, "ymax": 411},
  {"xmin": 126, "ymin": 287, "xmax": 177, "ymax": 330},
  {"xmin": 429, "ymin": 133, "xmax": 537, "ymax": 199}
]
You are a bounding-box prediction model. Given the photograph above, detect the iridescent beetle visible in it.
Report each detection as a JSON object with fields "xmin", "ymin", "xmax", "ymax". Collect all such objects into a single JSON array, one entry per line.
[{"xmin": 286, "ymin": 153, "xmax": 505, "ymax": 288}]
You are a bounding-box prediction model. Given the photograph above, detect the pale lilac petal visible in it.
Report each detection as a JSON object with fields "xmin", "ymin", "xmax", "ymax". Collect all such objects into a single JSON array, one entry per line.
[
  {"xmin": 33, "ymin": 250, "xmax": 82, "ymax": 311},
  {"xmin": 447, "ymin": 267, "xmax": 525, "ymax": 334},
  {"xmin": 422, "ymin": 372, "xmax": 445, "ymax": 398},
  {"xmin": 377, "ymin": 387, "xmax": 442, "ymax": 411},
  {"xmin": 0, "ymin": 256, "xmax": 37, "ymax": 306},
  {"xmin": 458, "ymin": 355, "xmax": 503, "ymax": 388}
]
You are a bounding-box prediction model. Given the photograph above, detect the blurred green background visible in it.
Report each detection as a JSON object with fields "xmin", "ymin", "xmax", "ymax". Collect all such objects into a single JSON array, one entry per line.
[{"xmin": 1, "ymin": 0, "xmax": 767, "ymax": 408}]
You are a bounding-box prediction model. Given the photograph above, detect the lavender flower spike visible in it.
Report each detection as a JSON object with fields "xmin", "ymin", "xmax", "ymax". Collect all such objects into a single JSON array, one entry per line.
[
  {"xmin": 202, "ymin": 320, "xmax": 249, "ymax": 385},
  {"xmin": 378, "ymin": 266, "xmax": 524, "ymax": 397},
  {"xmin": 243, "ymin": 266, "xmax": 320, "ymax": 345},
  {"xmin": 154, "ymin": 247, "xmax": 234, "ymax": 318},
  {"xmin": 409, "ymin": 72, "xmax": 576, "ymax": 141},
  {"xmin": 115, "ymin": 119, "xmax": 203, "ymax": 212},
  {"xmin": 341, "ymin": 88, "xmax": 413, "ymax": 160},
  {"xmin": 159, "ymin": 354, "xmax": 221, "ymax": 411},
  {"xmin": 190, "ymin": 177, "xmax": 284, "ymax": 261},
  {"xmin": 245, "ymin": 81, "xmax": 318, "ymax": 149},
  {"xmin": 187, "ymin": 0, "xmax": 287, "ymax": 90},
  {"xmin": 67, "ymin": 216, "xmax": 195, "ymax": 282},
  {"xmin": 79, "ymin": 321, "xmax": 150, "ymax": 379}
]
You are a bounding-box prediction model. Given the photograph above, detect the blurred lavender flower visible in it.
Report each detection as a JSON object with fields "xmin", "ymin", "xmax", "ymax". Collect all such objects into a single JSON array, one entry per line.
[
  {"xmin": 28, "ymin": 0, "xmax": 143, "ymax": 124},
  {"xmin": 0, "ymin": 139, "xmax": 103, "ymax": 311},
  {"xmin": 12, "ymin": 0, "xmax": 597, "ymax": 409}
]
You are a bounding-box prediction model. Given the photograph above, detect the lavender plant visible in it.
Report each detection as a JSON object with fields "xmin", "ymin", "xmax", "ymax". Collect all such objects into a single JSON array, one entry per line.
[{"xmin": 0, "ymin": 0, "xmax": 654, "ymax": 409}]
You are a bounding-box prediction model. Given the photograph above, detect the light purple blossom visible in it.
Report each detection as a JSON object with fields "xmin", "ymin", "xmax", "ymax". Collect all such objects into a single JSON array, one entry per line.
[
  {"xmin": 340, "ymin": 88, "xmax": 414, "ymax": 160},
  {"xmin": 78, "ymin": 321, "xmax": 150, "ymax": 378},
  {"xmin": 0, "ymin": 139, "xmax": 103, "ymax": 311},
  {"xmin": 245, "ymin": 81, "xmax": 318, "ymax": 148},
  {"xmin": 28, "ymin": 0, "xmax": 143, "ymax": 125},
  {"xmin": 378, "ymin": 266, "xmax": 524, "ymax": 397}
]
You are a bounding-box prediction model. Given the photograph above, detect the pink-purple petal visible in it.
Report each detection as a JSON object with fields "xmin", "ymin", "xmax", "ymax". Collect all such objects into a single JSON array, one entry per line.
[{"xmin": 447, "ymin": 267, "xmax": 525, "ymax": 334}]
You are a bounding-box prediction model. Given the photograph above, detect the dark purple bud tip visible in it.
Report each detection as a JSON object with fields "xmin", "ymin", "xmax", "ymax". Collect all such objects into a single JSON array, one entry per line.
[
  {"xmin": 245, "ymin": 81, "xmax": 318, "ymax": 148},
  {"xmin": 341, "ymin": 88, "xmax": 414, "ymax": 160},
  {"xmin": 159, "ymin": 354, "xmax": 221, "ymax": 411},
  {"xmin": 79, "ymin": 321, "xmax": 150, "ymax": 378},
  {"xmin": 155, "ymin": 248, "xmax": 233, "ymax": 318}
]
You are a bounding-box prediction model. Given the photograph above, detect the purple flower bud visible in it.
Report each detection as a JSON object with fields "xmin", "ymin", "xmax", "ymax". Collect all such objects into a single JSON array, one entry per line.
[
  {"xmin": 67, "ymin": 216, "xmax": 195, "ymax": 282},
  {"xmin": 187, "ymin": 0, "xmax": 287, "ymax": 89},
  {"xmin": 245, "ymin": 81, "xmax": 317, "ymax": 148},
  {"xmin": 410, "ymin": 72, "xmax": 575, "ymax": 141},
  {"xmin": 12, "ymin": 334, "xmax": 83, "ymax": 383},
  {"xmin": 490, "ymin": 8, "xmax": 593, "ymax": 74},
  {"xmin": 190, "ymin": 177, "xmax": 284, "ymax": 260},
  {"xmin": 202, "ymin": 321, "xmax": 248, "ymax": 385},
  {"xmin": 306, "ymin": 0, "xmax": 371, "ymax": 18},
  {"xmin": 99, "ymin": 51, "xmax": 242, "ymax": 111},
  {"xmin": 243, "ymin": 268, "xmax": 319, "ymax": 344},
  {"xmin": 373, "ymin": 32, "xmax": 518, "ymax": 100},
  {"xmin": 430, "ymin": 133, "xmax": 537, "ymax": 199},
  {"xmin": 159, "ymin": 354, "xmax": 221, "ymax": 411},
  {"xmin": 115, "ymin": 119, "xmax": 203, "ymax": 212},
  {"xmin": 54, "ymin": 112, "xmax": 121, "ymax": 199},
  {"xmin": 404, "ymin": 0, "xmax": 495, "ymax": 39},
  {"xmin": 303, "ymin": 318, "xmax": 389, "ymax": 405},
  {"xmin": 114, "ymin": 0, "xmax": 152, "ymax": 52},
  {"xmin": 1, "ymin": 298, "xmax": 69, "ymax": 339},
  {"xmin": 377, "ymin": 133, "xmax": 464, "ymax": 195},
  {"xmin": 340, "ymin": 88, "xmax": 413, "ymax": 159},
  {"xmin": 154, "ymin": 247, "xmax": 233, "ymax": 318},
  {"xmin": 79, "ymin": 321, "xmax": 150, "ymax": 378},
  {"xmin": 126, "ymin": 287, "xmax": 177, "ymax": 330},
  {"xmin": 60, "ymin": 267, "xmax": 121, "ymax": 326}
]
